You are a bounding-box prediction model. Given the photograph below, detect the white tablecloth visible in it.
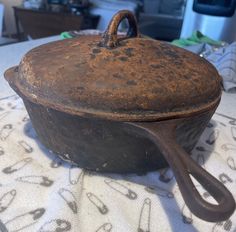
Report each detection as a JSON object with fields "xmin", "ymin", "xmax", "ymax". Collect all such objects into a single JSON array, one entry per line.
[{"xmin": 0, "ymin": 38, "xmax": 236, "ymax": 232}]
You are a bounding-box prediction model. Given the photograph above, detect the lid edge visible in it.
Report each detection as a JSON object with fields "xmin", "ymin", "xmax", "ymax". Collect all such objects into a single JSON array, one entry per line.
[{"xmin": 13, "ymin": 80, "xmax": 221, "ymax": 121}]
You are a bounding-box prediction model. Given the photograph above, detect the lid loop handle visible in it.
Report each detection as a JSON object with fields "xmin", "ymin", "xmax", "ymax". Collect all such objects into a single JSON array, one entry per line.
[{"xmin": 100, "ymin": 10, "xmax": 139, "ymax": 48}]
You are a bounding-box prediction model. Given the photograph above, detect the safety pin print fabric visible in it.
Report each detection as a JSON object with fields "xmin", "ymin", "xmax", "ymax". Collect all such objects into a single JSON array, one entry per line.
[{"xmin": 0, "ymin": 93, "xmax": 236, "ymax": 232}]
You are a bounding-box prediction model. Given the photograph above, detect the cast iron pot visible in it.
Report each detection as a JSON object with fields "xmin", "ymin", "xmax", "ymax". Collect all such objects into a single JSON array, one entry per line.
[{"xmin": 4, "ymin": 10, "xmax": 235, "ymax": 222}]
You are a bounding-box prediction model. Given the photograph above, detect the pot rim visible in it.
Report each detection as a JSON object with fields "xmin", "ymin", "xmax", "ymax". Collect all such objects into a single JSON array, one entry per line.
[
  {"xmin": 4, "ymin": 65, "xmax": 221, "ymax": 122},
  {"xmin": 13, "ymin": 52, "xmax": 222, "ymax": 122}
]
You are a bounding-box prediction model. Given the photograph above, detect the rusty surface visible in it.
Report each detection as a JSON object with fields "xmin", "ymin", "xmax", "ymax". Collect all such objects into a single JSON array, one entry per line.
[
  {"xmin": 23, "ymin": 94, "xmax": 235, "ymax": 221},
  {"xmin": 3, "ymin": 11, "xmax": 235, "ymax": 222},
  {"xmin": 22, "ymin": 97, "xmax": 216, "ymax": 173},
  {"xmin": 5, "ymin": 11, "xmax": 221, "ymax": 121}
]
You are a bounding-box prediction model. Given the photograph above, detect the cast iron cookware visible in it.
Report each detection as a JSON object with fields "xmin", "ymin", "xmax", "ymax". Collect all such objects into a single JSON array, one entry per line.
[{"xmin": 4, "ymin": 10, "xmax": 235, "ymax": 222}]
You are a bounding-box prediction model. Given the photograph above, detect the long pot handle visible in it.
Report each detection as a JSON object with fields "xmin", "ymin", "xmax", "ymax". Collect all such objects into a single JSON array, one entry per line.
[
  {"xmin": 130, "ymin": 120, "xmax": 235, "ymax": 222},
  {"xmin": 100, "ymin": 10, "xmax": 139, "ymax": 48}
]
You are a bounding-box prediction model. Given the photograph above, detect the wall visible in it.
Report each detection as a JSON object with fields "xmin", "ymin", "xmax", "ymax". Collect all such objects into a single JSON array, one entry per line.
[{"xmin": 0, "ymin": 0, "xmax": 23, "ymax": 35}]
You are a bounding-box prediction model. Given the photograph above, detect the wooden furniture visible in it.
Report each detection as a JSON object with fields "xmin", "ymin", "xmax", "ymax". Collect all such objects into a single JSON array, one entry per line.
[{"xmin": 13, "ymin": 6, "xmax": 99, "ymax": 41}]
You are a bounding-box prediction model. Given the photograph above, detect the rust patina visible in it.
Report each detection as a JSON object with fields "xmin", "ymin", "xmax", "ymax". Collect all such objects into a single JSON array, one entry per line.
[
  {"xmin": 4, "ymin": 10, "xmax": 235, "ymax": 222},
  {"xmin": 8, "ymin": 12, "xmax": 221, "ymax": 121}
]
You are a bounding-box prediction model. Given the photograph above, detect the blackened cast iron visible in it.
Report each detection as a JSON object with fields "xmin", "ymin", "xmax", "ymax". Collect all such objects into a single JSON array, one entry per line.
[{"xmin": 4, "ymin": 10, "xmax": 235, "ymax": 222}]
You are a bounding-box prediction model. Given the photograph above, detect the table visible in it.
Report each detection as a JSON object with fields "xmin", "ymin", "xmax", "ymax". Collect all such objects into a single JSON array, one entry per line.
[{"xmin": 0, "ymin": 38, "xmax": 236, "ymax": 232}]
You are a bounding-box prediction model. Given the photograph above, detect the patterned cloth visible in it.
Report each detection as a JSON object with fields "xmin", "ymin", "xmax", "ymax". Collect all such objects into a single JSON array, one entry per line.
[
  {"xmin": 0, "ymin": 89, "xmax": 235, "ymax": 232},
  {"xmin": 0, "ymin": 37, "xmax": 236, "ymax": 232},
  {"xmin": 206, "ymin": 42, "xmax": 236, "ymax": 92},
  {"xmin": 183, "ymin": 42, "xmax": 236, "ymax": 93}
]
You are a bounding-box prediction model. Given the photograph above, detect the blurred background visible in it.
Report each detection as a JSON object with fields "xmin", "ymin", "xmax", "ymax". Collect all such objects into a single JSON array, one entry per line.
[{"xmin": 0, "ymin": 0, "xmax": 236, "ymax": 46}]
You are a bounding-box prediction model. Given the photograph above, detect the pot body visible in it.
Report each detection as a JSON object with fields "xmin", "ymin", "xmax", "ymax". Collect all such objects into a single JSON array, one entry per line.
[
  {"xmin": 23, "ymin": 98, "xmax": 215, "ymax": 173},
  {"xmin": 4, "ymin": 10, "xmax": 235, "ymax": 223}
]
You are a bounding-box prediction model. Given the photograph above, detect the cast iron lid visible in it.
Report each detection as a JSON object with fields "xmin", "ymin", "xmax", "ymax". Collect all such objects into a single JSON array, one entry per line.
[{"xmin": 7, "ymin": 11, "xmax": 221, "ymax": 121}]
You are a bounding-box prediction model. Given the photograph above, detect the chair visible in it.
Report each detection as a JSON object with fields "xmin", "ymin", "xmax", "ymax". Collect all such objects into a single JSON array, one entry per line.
[{"xmin": 13, "ymin": 6, "xmax": 84, "ymax": 40}]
